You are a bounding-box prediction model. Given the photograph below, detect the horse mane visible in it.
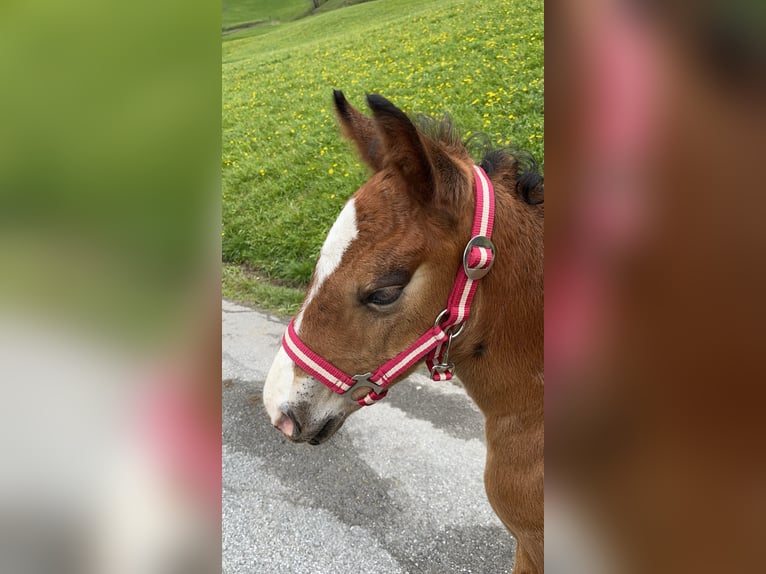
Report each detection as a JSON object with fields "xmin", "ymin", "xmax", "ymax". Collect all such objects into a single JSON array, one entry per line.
[{"xmin": 413, "ymin": 113, "xmax": 544, "ymax": 206}]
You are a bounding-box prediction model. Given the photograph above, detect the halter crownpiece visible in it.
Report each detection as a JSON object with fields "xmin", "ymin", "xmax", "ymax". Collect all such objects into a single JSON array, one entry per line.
[{"xmin": 282, "ymin": 164, "xmax": 496, "ymax": 406}]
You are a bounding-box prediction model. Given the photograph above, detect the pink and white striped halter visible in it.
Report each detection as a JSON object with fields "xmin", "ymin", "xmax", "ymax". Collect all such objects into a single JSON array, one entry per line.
[{"xmin": 282, "ymin": 165, "xmax": 496, "ymax": 406}]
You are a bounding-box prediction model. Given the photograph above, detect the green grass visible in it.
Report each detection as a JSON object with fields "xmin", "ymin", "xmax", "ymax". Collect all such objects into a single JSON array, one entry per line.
[
  {"xmin": 222, "ymin": 0, "xmax": 311, "ymax": 29},
  {"xmin": 223, "ymin": 264, "xmax": 305, "ymax": 315},
  {"xmin": 313, "ymin": 0, "xmax": 375, "ymax": 14},
  {"xmin": 222, "ymin": 0, "xmax": 543, "ymax": 314},
  {"xmin": 222, "ymin": 0, "xmax": 373, "ymax": 37}
]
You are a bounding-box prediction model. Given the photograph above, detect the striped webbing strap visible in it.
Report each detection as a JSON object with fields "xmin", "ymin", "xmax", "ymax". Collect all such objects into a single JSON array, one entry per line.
[
  {"xmin": 282, "ymin": 165, "xmax": 495, "ymax": 406},
  {"xmin": 426, "ymin": 164, "xmax": 495, "ymax": 380}
]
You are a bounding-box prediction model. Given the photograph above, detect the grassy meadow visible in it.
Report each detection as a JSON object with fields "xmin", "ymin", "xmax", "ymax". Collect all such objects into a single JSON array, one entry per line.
[
  {"xmin": 222, "ymin": 0, "xmax": 310, "ymax": 30},
  {"xmin": 222, "ymin": 0, "xmax": 543, "ymax": 313}
]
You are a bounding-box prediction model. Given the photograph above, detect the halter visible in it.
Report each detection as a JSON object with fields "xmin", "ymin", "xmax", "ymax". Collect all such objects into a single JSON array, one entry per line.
[{"xmin": 282, "ymin": 165, "xmax": 496, "ymax": 406}]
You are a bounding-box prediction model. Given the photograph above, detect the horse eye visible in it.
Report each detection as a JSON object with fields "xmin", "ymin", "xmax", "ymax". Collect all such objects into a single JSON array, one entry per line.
[{"xmin": 365, "ymin": 286, "xmax": 404, "ymax": 307}]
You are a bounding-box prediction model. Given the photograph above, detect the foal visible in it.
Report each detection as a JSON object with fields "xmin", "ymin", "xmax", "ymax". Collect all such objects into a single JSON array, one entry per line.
[{"xmin": 263, "ymin": 91, "xmax": 543, "ymax": 573}]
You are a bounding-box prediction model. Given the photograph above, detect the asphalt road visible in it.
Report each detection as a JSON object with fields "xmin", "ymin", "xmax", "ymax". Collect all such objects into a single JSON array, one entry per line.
[{"xmin": 222, "ymin": 299, "xmax": 516, "ymax": 573}]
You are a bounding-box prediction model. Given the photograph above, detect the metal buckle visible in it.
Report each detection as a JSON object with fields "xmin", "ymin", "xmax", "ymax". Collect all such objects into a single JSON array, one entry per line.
[
  {"xmin": 430, "ymin": 362, "xmax": 455, "ymax": 378},
  {"xmin": 462, "ymin": 235, "xmax": 496, "ymax": 280},
  {"xmin": 430, "ymin": 312, "xmax": 461, "ymax": 380},
  {"xmin": 346, "ymin": 372, "xmax": 386, "ymax": 403}
]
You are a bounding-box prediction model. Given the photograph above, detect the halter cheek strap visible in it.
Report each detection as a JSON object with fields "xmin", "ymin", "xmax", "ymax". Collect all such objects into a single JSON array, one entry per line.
[
  {"xmin": 427, "ymin": 163, "xmax": 495, "ymax": 381},
  {"xmin": 282, "ymin": 165, "xmax": 495, "ymax": 406}
]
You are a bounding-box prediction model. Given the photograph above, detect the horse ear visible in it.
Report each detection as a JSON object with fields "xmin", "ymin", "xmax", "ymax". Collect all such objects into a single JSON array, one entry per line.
[
  {"xmin": 366, "ymin": 93, "xmax": 435, "ymax": 204},
  {"xmin": 333, "ymin": 90, "xmax": 384, "ymax": 171}
]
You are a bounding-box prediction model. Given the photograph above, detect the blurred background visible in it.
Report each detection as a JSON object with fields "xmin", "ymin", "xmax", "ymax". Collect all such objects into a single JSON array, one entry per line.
[
  {"xmin": 0, "ymin": 1, "xmax": 221, "ymax": 573},
  {"xmin": 546, "ymin": 0, "xmax": 766, "ymax": 572}
]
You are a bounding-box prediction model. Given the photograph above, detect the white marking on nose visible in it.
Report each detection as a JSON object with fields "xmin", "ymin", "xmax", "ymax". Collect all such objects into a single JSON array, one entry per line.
[
  {"xmin": 295, "ymin": 197, "xmax": 358, "ymax": 333},
  {"xmin": 263, "ymin": 346, "xmax": 296, "ymax": 425}
]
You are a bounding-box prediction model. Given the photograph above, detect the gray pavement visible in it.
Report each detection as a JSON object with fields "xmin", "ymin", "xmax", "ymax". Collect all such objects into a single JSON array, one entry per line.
[{"xmin": 222, "ymin": 299, "xmax": 516, "ymax": 573}]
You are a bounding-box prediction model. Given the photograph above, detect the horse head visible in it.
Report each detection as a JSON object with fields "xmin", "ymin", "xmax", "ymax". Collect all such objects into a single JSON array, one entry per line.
[{"xmin": 263, "ymin": 91, "xmax": 478, "ymax": 444}]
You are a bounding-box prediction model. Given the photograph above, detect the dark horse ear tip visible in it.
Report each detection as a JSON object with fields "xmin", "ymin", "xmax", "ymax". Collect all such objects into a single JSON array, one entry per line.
[
  {"xmin": 366, "ymin": 93, "xmax": 403, "ymax": 118},
  {"xmin": 332, "ymin": 89, "xmax": 346, "ymax": 105},
  {"xmin": 333, "ymin": 89, "xmax": 351, "ymax": 117},
  {"xmin": 365, "ymin": 93, "xmax": 387, "ymax": 107}
]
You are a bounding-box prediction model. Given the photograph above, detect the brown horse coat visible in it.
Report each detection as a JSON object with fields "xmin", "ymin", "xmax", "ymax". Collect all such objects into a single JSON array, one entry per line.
[{"xmin": 263, "ymin": 92, "xmax": 543, "ymax": 573}]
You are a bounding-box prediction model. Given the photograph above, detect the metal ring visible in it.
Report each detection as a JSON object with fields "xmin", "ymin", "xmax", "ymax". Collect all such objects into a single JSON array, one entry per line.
[
  {"xmin": 462, "ymin": 235, "xmax": 496, "ymax": 280},
  {"xmin": 434, "ymin": 309, "xmax": 466, "ymax": 339},
  {"xmin": 447, "ymin": 322, "xmax": 466, "ymax": 339},
  {"xmin": 433, "ymin": 309, "xmax": 466, "ymax": 339},
  {"xmin": 433, "ymin": 308, "xmax": 449, "ymax": 328}
]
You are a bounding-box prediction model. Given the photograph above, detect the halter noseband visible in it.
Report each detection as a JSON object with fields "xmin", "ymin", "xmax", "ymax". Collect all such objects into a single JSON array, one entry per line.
[{"xmin": 282, "ymin": 165, "xmax": 496, "ymax": 406}]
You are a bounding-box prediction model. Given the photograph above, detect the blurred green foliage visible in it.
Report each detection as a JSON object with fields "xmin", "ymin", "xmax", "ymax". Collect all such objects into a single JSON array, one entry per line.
[{"xmin": 0, "ymin": 1, "xmax": 220, "ymax": 342}]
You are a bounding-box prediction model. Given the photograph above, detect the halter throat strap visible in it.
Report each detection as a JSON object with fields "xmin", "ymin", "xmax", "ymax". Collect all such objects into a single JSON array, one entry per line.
[{"xmin": 282, "ymin": 164, "xmax": 496, "ymax": 406}]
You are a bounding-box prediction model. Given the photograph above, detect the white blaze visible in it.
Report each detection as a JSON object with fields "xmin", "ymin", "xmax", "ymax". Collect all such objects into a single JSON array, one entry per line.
[{"xmin": 294, "ymin": 197, "xmax": 358, "ymax": 332}]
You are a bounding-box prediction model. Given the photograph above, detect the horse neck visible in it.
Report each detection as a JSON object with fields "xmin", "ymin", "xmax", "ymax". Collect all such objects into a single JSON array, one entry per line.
[{"xmin": 452, "ymin": 181, "xmax": 544, "ymax": 418}]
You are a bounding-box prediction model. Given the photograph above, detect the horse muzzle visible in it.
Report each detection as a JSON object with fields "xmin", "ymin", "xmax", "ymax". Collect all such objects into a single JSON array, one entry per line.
[{"xmin": 273, "ymin": 407, "xmax": 346, "ymax": 445}]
